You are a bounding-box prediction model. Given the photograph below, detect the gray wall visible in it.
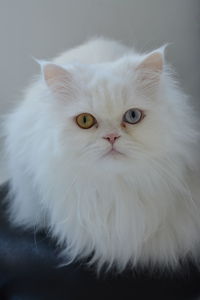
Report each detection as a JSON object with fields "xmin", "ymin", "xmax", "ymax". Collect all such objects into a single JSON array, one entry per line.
[{"xmin": 0, "ymin": 0, "xmax": 199, "ymax": 182}]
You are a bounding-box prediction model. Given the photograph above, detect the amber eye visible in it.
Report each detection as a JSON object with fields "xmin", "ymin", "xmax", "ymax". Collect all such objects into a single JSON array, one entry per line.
[{"xmin": 76, "ymin": 113, "xmax": 96, "ymax": 129}]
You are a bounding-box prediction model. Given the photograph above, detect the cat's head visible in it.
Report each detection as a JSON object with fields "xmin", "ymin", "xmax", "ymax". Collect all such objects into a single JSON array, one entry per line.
[{"xmin": 39, "ymin": 48, "xmax": 196, "ymax": 174}]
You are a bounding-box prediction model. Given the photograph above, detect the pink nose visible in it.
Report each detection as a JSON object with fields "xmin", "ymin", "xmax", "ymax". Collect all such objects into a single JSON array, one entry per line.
[{"xmin": 103, "ymin": 133, "xmax": 120, "ymax": 145}]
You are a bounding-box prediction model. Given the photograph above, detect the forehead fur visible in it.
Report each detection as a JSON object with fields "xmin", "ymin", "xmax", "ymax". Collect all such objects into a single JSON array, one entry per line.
[{"xmin": 72, "ymin": 57, "xmax": 154, "ymax": 118}]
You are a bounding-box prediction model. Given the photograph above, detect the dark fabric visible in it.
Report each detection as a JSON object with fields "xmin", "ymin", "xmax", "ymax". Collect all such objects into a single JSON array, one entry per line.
[{"xmin": 0, "ymin": 182, "xmax": 200, "ymax": 300}]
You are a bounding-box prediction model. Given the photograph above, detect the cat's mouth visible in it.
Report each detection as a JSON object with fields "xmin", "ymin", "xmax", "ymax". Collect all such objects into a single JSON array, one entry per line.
[{"xmin": 104, "ymin": 147, "xmax": 124, "ymax": 157}]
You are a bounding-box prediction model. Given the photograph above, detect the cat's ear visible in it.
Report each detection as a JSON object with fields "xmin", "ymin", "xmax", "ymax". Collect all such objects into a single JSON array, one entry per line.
[
  {"xmin": 44, "ymin": 63, "xmax": 73, "ymax": 96},
  {"xmin": 136, "ymin": 52, "xmax": 163, "ymax": 73},
  {"xmin": 36, "ymin": 60, "xmax": 74, "ymax": 97},
  {"xmin": 135, "ymin": 46, "xmax": 166, "ymax": 89}
]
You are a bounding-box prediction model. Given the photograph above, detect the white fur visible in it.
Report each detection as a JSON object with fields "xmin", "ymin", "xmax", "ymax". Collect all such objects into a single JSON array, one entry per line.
[{"xmin": 4, "ymin": 38, "xmax": 200, "ymax": 272}]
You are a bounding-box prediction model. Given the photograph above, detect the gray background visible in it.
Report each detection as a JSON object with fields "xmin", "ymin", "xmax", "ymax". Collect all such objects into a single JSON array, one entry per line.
[{"xmin": 0, "ymin": 0, "xmax": 199, "ymax": 182}]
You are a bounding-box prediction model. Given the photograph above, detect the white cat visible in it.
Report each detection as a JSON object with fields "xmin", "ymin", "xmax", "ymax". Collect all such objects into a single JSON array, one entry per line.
[{"xmin": 4, "ymin": 38, "xmax": 200, "ymax": 272}]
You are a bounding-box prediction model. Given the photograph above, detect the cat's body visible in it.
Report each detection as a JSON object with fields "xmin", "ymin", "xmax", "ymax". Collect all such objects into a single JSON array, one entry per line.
[{"xmin": 4, "ymin": 38, "xmax": 200, "ymax": 272}]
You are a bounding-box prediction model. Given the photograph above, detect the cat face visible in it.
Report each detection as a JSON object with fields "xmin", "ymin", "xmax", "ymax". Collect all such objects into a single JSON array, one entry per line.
[{"xmin": 41, "ymin": 52, "xmax": 184, "ymax": 173}]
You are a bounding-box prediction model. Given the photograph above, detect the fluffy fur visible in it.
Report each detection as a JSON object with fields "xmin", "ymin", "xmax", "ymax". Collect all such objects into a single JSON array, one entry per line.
[{"xmin": 4, "ymin": 38, "xmax": 200, "ymax": 272}]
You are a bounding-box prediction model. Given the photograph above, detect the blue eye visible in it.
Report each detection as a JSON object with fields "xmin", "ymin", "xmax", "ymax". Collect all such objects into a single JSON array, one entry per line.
[{"xmin": 123, "ymin": 109, "xmax": 143, "ymax": 124}]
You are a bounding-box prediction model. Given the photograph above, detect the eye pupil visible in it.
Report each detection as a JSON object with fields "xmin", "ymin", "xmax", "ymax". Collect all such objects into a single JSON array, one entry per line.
[
  {"xmin": 83, "ymin": 116, "xmax": 87, "ymax": 123},
  {"xmin": 131, "ymin": 111, "xmax": 135, "ymax": 118}
]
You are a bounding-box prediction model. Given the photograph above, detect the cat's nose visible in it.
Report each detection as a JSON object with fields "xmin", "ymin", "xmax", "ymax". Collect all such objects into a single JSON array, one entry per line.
[{"xmin": 103, "ymin": 133, "xmax": 120, "ymax": 145}]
